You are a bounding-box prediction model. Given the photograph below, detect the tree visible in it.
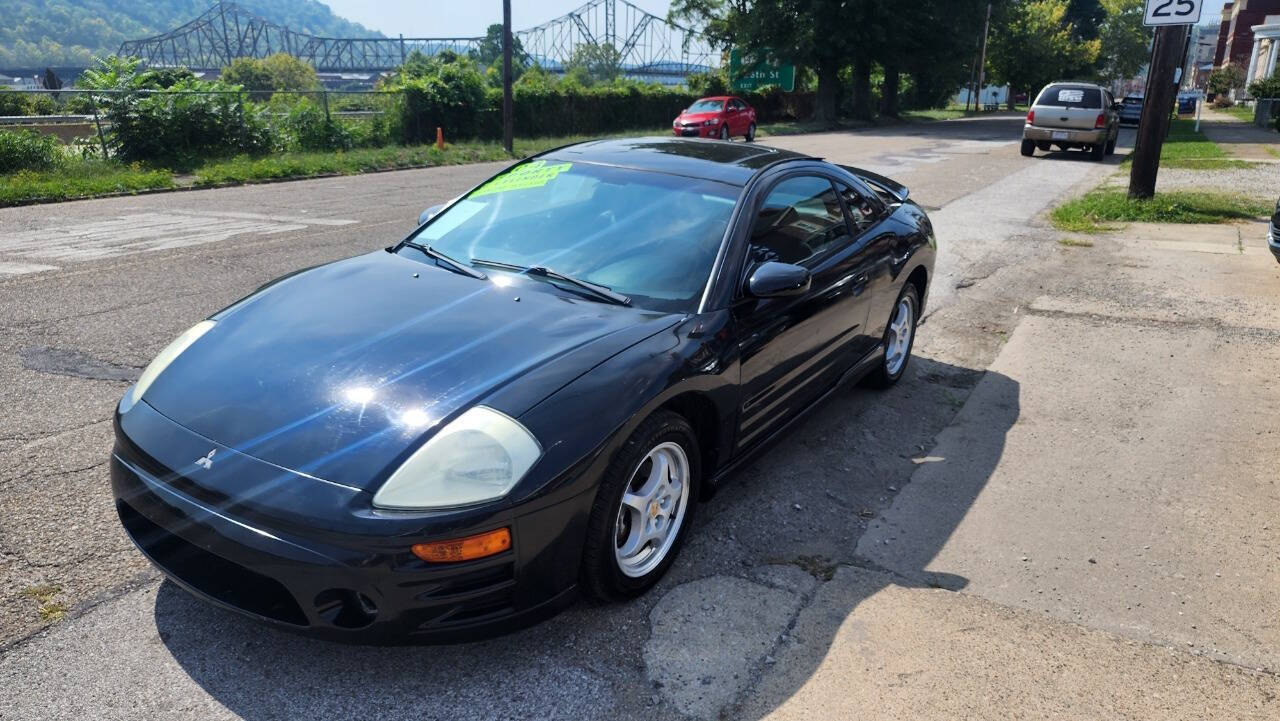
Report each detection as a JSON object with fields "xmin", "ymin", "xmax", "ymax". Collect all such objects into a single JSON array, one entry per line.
[
  {"xmin": 1065, "ymin": 0, "xmax": 1107, "ymax": 40},
  {"xmin": 880, "ymin": 0, "xmax": 992, "ymax": 114},
  {"xmin": 671, "ymin": 0, "xmax": 862, "ymax": 123},
  {"xmin": 221, "ymin": 53, "xmax": 319, "ymax": 99},
  {"xmin": 471, "ymin": 23, "xmax": 526, "ymax": 69},
  {"xmin": 1096, "ymin": 0, "xmax": 1150, "ymax": 84},
  {"xmin": 564, "ymin": 43, "xmax": 624, "ymax": 86},
  {"xmin": 1207, "ymin": 66, "xmax": 1244, "ymax": 97},
  {"xmin": 987, "ymin": 0, "xmax": 1101, "ymax": 106}
]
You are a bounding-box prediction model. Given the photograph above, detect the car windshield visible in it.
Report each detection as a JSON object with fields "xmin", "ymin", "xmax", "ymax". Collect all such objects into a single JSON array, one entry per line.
[
  {"xmin": 1122, "ymin": 96, "xmax": 1143, "ymax": 105},
  {"xmin": 1036, "ymin": 85, "xmax": 1103, "ymax": 109},
  {"xmin": 687, "ymin": 99, "xmax": 724, "ymax": 113},
  {"xmin": 405, "ymin": 160, "xmax": 739, "ymax": 311}
]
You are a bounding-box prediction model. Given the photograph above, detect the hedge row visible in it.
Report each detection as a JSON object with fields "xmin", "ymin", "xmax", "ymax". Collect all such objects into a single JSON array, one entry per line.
[{"xmin": 400, "ymin": 85, "xmax": 815, "ymax": 143}]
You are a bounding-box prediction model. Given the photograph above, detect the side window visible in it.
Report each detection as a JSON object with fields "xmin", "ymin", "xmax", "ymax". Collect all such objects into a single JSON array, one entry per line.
[
  {"xmin": 749, "ymin": 176, "xmax": 850, "ymax": 267},
  {"xmin": 837, "ymin": 182, "xmax": 883, "ymax": 234},
  {"xmin": 731, "ymin": 99, "xmax": 745, "ymax": 111}
]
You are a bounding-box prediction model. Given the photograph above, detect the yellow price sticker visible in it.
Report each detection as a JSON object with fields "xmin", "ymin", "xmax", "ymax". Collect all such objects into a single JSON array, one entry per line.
[{"xmin": 471, "ymin": 160, "xmax": 573, "ymax": 197}]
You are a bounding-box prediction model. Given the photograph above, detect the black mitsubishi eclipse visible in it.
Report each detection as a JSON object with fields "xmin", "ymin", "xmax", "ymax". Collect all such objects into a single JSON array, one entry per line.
[{"xmin": 112, "ymin": 137, "xmax": 935, "ymax": 643}]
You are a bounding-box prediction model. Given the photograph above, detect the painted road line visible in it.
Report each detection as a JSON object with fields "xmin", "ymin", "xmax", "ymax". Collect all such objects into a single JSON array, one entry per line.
[
  {"xmin": 170, "ymin": 210, "xmax": 359, "ymax": 226},
  {"xmin": 0, "ymin": 210, "xmax": 356, "ymax": 265},
  {"xmin": 0, "ymin": 261, "xmax": 58, "ymax": 277}
]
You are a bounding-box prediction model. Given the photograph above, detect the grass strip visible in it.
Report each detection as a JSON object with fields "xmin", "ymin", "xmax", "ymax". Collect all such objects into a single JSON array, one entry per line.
[
  {"xmin": 1051, "ymin": 188, "xmax": 1270, "ymax": 233},
  {"xmin": 0, "ymin": 160, "xmax": 173, "ymax": 206},
  {"xmin": 192, "ymin": 138, "xmax": 603, "ymax": 186},
  {"xmin": 1122, "ymin": 119, "xmax": 1254, "ymax": 169}
]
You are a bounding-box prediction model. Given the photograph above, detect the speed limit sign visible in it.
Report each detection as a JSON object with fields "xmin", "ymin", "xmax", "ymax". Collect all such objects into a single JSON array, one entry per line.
[{"xmin": 1144, "ymin": 0, "xmax": 1203, "ymax": 26}]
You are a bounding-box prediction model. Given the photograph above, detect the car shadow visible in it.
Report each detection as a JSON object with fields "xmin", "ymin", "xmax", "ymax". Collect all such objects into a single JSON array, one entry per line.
[{"xmin": 154, "ymin": 355, "xmax": 1018, "ymax": 720}]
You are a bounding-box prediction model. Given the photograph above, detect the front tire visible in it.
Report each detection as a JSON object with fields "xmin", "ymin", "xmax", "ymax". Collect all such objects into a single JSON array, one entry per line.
[
  {"xmin": 581, "ymin": 411, "xmax": 701, "ymax": 600},
  {"xmin": 1090, "ymin": 142, "xmax": 1106, "ymax": 161},
  {"xmin": 1020, "ymin": 139, "xmax": 1035, "ymax": 157},
  {"xmin": 745, "ymin": 122, "xmax": 757, "ymax": 142},
  {"xmin": 865, "ymin": 284, "xmax": 919, "ymax": 389},
  {"xmin": 719, "ymin": 125, "xmax": 729, "ymax": 141},
  {"xmin": 1105, "ymin": 135, "xmax": 1116, "ymax": 155}
]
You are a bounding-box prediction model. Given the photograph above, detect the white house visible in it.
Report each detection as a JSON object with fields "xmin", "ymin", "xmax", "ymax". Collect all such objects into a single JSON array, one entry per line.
[{"xmin": 1244, "ymin": 17, "xmax": 1280, "ymax": 91}]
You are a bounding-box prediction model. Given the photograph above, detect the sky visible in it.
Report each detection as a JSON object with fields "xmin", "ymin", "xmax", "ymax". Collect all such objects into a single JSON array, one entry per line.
[
  {"xmin": 320, "ymin": 0, "xmax": 1233, "ymax": 39},
  {"xmin": 322, "ymin": 1, "xmax": 675, "ymax": 38}
]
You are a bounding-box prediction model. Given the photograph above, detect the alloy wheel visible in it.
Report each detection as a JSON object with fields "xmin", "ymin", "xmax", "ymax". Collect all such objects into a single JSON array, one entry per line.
[
  {"xmin": 614, "ymin": 442, "xmax": 690, "ymax": 578},
  {"xmin": 885, "ymin": 295, "xmax": 915, "ymax": 376}
]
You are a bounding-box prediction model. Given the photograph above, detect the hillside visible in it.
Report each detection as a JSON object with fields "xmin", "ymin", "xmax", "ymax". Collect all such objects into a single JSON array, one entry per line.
[{"xmin": 0, "ymin": 0, "xmax": 383, "ymax": 68}]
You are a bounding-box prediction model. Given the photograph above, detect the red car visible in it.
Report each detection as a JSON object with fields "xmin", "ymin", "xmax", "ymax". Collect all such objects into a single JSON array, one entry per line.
[{"xmin": 672, "ymin": 96, "xmax": 757, "ymax": 141}]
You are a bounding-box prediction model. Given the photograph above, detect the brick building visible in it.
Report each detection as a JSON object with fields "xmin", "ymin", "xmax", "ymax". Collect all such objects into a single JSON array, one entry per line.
[{"xmin": 1214, "ymin": 0, "xmax": 1280, "ymax": 85}]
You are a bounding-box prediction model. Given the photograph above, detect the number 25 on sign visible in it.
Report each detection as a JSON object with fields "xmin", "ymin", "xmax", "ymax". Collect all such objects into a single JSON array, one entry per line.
[{"xmin": 1144, "ymin": 0, "xmax": 1202, "ymax": 26}]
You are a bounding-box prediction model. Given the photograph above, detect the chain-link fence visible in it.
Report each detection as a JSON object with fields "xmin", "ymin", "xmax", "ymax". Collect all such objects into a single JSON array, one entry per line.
[{"xmin": 0, "ymin": 88, "xmax": 399, "ymax": 161}]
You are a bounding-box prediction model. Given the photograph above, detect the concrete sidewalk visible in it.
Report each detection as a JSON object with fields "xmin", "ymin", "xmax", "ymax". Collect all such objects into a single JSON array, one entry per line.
[
  {"xmin": 1197, "ymin": 106, "xmax": 1279, "ymax": 161},
  {"xmin": 740, "ymin": 217, "xmax": 1280, "ymax": 718}
]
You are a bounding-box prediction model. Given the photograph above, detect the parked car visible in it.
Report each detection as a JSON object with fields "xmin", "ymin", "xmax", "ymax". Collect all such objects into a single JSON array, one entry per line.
[
  {"xmin": 1021, "ymin": 81, "xmax": 1120, "ymax": 161},
  {"xmin": 1269, "ymin": 196, "xmax": 1279, "ymax": 264},
  {"xmin": 673, "ymin": 96, "xmax": 757, "ymax": 141},
  {"xmin": 112, "ymin": 138, "xmax": 935, "ymax": 643},
  {"xmin": 1118, "ymin": 95, "xmax": 1144, "ymax": 126}
]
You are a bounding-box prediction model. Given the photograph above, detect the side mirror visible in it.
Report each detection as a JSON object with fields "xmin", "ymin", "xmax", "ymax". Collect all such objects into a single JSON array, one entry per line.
[
  {"xmin": 746, "ymin": 262, "xmax": 811, "ymax": 298},
  {"xmin": 1112, "ymin": 102, "xmax": 1124, "ymax": 112},
  {"xmin": 418, "ymin": 204, "xmax": 445, "ymax": 226}
]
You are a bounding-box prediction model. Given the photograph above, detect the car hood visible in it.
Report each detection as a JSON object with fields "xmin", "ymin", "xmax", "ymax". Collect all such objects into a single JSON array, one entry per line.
[
  {"xmin": 141, "ymin": 250, "xmax": 682, "ymax": 491},
  {"xmin": 678, "ymin": 111, "xmax": 720, "ymax": 124}
]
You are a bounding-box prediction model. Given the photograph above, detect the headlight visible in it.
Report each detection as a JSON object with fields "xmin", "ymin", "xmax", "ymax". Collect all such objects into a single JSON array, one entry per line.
[
  {"xmin": 119, "ymin": 320, "xmax": 215, "ymax": 414},
  {"xmin": 703, "ymin": 119, "xmax": 717, "ymax": 126},
  {"xmin": 372, "ymin": 406, "xmax": 542, "ymax": 510}
]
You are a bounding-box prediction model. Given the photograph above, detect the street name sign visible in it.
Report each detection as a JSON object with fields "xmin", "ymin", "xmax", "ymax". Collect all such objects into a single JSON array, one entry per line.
[
  {"xmin": 729, "ymin": 49, "xmax": 795, "ymax": 93},
  {"xmin": 1143, "ymin": 0, "xmax": 1203, "ymax": 26}
]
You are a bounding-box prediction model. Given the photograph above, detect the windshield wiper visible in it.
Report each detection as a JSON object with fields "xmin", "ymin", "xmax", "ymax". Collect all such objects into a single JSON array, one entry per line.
[
  {"xmin": 470, "ymin": 258, "xmax": 631, "ymax": 306},
  {"xmin": 400, "ymin": 241, "xmax": 487, "ymax": 280}
]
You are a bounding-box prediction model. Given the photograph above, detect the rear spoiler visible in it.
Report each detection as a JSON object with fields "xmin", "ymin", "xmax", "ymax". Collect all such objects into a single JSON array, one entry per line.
[{"xmin": 839, "ymin": 165, "xmax": 909, "ymax": 203}]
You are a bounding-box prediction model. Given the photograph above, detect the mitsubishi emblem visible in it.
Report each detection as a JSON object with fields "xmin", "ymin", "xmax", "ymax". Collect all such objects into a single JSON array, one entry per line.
[{"xmin": 195, "ymin": 449, "xmax": 216, "ymax": 470}]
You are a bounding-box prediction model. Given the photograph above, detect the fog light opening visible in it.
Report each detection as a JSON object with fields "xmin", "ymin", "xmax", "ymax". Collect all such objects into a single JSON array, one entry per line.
[{"xmin": 313, "ymin": 588, "xmax": 378, "ymax": 629}]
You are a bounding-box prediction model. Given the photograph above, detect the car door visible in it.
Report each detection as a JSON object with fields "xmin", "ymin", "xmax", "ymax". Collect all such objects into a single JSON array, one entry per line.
[
  {"xmin": 732, "ymin": 173, "xmax": 877, "ymax": 450},
  {"xmin": 730, "ymin": 99, "xmax": 749, "ymax": 135}
]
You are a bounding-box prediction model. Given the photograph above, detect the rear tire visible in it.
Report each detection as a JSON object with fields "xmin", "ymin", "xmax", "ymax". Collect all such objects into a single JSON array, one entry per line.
[
  {"xmin": 581, "ymin": 411, "xmax": 701, "ymax": 601},
  {"xmin": 1105, "ymin": 135, "xmax": 1117, "ymax": 155},
  {"xmin": 746, "ymin": 122, "xmax": 756, "ymax": 142},
  {"xmin": 1090, "ymin": 142, "xmax": 1105, "ymax": 161},
  {"xmin": 865, "ymin": 284, "xmax": 920, "ymax": 389},
  {"xmin": 1020, "ymin": 139, "xmax": 1035, "ymax": 157}
]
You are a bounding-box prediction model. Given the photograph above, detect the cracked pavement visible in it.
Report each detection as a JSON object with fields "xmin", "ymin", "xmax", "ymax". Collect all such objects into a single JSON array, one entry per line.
[{"xmin": 1, "ymin": 117, "xmax": 1277, "ymax": 719}]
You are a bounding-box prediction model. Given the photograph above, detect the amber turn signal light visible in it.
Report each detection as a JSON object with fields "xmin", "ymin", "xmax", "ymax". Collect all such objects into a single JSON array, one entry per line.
[{"xmin": 411, "ymin": 527, "xmax": 511, "ymax": 563}]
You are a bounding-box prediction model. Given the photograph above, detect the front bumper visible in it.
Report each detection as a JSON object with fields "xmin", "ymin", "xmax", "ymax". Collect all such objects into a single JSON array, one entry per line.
[
  {"xmin": 111, "ymin": 401, "xmax": 587, "ymax": 644},
  {"xmin": 673, "ymin": 124, "xmax": 717, "ymax": 138},
  {"xmin": 1268, "ymin": 221, "xmax": 1279, "ymax": 263},
  {"xmin": 1023, "ymin": 124, "xmax": 1107, "ymax": 145}
]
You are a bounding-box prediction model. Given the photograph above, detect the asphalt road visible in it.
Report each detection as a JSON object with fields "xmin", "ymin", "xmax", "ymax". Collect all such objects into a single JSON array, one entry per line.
[{"xmin": 2, "ymin": 117, "xmax": 1277, "ymax": 719}]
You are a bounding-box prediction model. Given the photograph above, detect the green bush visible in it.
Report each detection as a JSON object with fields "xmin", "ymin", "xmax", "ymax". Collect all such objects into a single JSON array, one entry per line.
[
  {"xmin": 280, "ymin": 99, "xmax": 352, "ymax": 151},
  {"xmin": 1249, "ymin": 72, "xmax": 1280, "ymax": 100},
  {"xmin": 107, "ymin": 78, "xmax": 274, "ymax": 164},
  {"xmin": 0, "ymin": 129, "xmax": 61, "ymax": 172}
]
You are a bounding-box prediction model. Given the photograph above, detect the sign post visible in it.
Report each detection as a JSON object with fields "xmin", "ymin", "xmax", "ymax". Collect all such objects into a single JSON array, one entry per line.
[
  {"xmin": 1129, "ymin": 0, "xmax": 1202, "ymax": 199},
  {"xmin": 728, "ymin": 50, "xmax": 795, "ymax": 93}
]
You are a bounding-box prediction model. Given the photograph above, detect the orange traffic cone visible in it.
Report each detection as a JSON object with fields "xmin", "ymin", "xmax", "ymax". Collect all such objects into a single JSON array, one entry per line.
[{"xmin": 436, "ymin": 127, "xmax": 444, "ymax": 150}]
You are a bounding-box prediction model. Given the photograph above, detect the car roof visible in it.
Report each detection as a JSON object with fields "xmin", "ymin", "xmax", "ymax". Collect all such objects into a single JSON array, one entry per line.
[{"xmin": 543, "ymin": 137, "xmax": 813, "ymax": 186}]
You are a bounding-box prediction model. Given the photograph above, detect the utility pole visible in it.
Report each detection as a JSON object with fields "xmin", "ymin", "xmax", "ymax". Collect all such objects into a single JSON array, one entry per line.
[
  {"xmin": 1128, "ymin": 25, "xmax": 1189, "ymax": 199},
  {"xmin": 502, "ymin": 0, "xmax": 514, "ymax": 155},
  {"xmin": 975, "ymin": 2, "xmax": 993, "ymax": 112}
]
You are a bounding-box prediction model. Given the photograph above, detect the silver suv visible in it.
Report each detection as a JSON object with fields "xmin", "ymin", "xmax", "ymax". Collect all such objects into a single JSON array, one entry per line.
[{"xmin": 1021, "ymin": 82, "xmax": 1120, "ymax": 161}]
